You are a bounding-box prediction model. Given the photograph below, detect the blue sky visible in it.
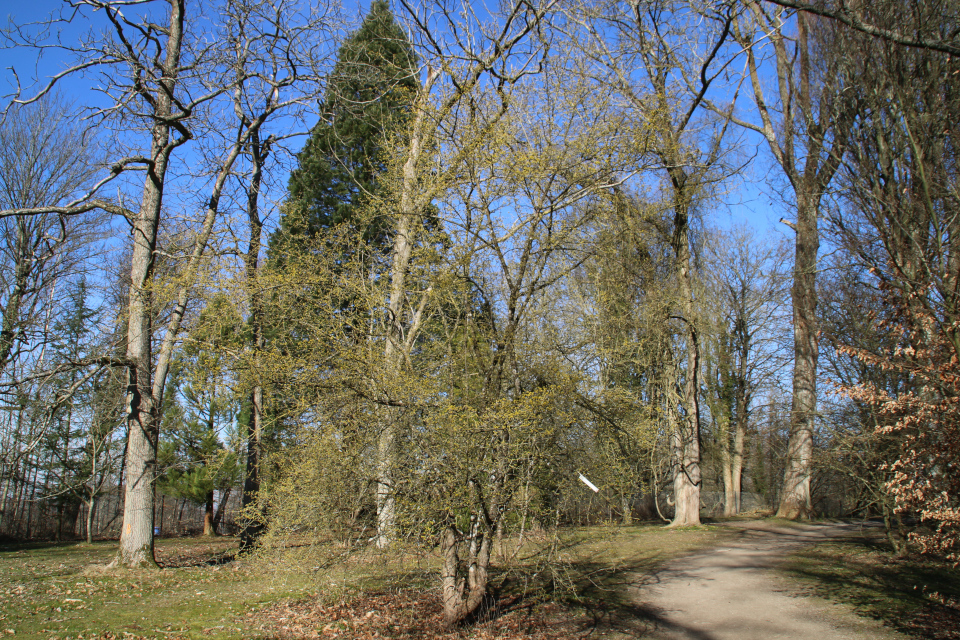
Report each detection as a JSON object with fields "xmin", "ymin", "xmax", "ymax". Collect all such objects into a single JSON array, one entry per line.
[{"xmin": 1, "ymin": 0, "xmax": 789, "ymax": 246}]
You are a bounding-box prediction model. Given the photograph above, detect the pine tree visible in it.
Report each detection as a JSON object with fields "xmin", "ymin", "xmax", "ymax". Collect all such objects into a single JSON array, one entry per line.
[{"xmin": 271, "ymin": 0, "xmax": 418, "ymax": 259}]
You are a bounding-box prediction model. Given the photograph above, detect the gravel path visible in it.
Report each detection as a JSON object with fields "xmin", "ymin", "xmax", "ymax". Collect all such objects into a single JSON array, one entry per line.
[{"xmin": 593, "ymin": 521, "xmax": 909, "ymax": 640}]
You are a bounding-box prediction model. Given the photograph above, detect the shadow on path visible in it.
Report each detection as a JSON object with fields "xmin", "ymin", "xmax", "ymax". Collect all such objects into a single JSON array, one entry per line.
[{"xmin": 561, "ymin": 520, "xmax": 906, "ymax": 640}]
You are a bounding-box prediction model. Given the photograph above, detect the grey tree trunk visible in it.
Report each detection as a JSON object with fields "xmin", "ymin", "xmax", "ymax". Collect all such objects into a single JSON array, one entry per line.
[
  {"xmin": 113, "ymin": 0, "xmax": 184, "ymax": 569},
  {"xmin": 85, "ymin": 496, "xmax": 96, "ymax": 544},
  {"xmin": 669, "ymin": 190, "xmax": 702, "ymax": 528},
  {"xmin": 777, "ymin": 193, "xmax": 818, "ymax": 519},
  {"xmin": 375, "ymin": 70, "xmax": 437, "ymax": 549},
  {"xmin": 738, "ymin": 5, "xmax": 852, "ymax": 519}
]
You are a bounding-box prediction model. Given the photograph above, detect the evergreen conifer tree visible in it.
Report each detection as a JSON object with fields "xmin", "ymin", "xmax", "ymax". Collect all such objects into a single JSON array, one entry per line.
[{"xmin": 271, "ymin": 0, "xmax": 418, "ymax": 260}]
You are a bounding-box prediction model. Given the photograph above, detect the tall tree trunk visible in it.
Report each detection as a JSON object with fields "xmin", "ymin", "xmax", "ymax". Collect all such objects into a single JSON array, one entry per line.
[
  {"xmin": 85, "ymin": 498, "xmax": 96, "ymax": 544},
  {"xmin": 56, "ymin": 502, "xmax": 64, "ymax": 543},
  {"xmin": 176, "ymin": 497, "xmax": 186, "ymax": 532},
  {"xmin": 777, "ymin": 192, "xmax": 818, "ymax": 519},
  {"xmin": 722, "ymin": 433, "xmax": 736, "ymax": 517},
  {"xmin": 738, "ymin": 6, "xmax": 851, "ymax": 519},
  {"xmin": 732, "ymin": 408, "xmax": 745, "ymax": 515},
  {"xmin": 157, "ymin": 493, "xmax": 164, "ymax": 537},
  {"xmin": 240, "ymin": 130, "xmax": 266, "ymax": 553},
  {"xmin": 114, "ymin": 0, "xmax": 185, "ymax": 569},
  {"xmin": 0, "ymin": 472, "xmax": 12, "ymax": 532},
  {"xmin": 669, "ymin": 188, "xmax": 702, "ymax": 528},
  {"xmin": 376, "ymin": 69, "xmax": 438, "ymax": 549},
  {"xmin": 240, "ymin": 387, "xmax": 263, "ymax": 550}
]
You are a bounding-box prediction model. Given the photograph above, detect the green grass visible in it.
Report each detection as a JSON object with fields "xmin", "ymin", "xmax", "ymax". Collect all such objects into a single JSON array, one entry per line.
[
  {"xmin": 0, "ymin": 537, "xmax": 316, "ymax": 640},
  {"xmin": 778, "ymin": 527, "xmax": 960, "ymax": 640},
  {"xmin": 0, "ymin": 523, "xmax": 736, "ymax": 640}
]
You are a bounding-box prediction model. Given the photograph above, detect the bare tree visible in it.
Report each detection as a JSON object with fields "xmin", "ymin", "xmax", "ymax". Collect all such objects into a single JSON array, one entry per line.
[
  {"xmin": 0, "ymin": 95, "xmax": 106, "ymax": 537},
  {"xmin": 569, "ymin": 0, "xmax": 740, "ymax": 526},
  {"xmin": 726, "ymin": 2, "xmax": 857, "ymax": 519},
  {"xmin": 0, "ymin": 96, "xmax": 101, "ymax": 380},
  {"xmin": 700, "ymin": 227, "xmax": 788, "ymax": 516},
  {"xmin": 3, "ymin": 0, "xmax": 336, "ymax": 565},
  {"xmin": 764, "ymin": 0, "xmax": 960, "ymax": 56}
]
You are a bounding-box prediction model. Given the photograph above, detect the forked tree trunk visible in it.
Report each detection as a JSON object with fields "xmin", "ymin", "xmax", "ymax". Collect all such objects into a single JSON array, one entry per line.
[
  {"xmin": 213, "ymin": 486, "xmax": 230, "ymax": 533},
  {"xmin": 440, "ymin": 523, "xmax": 492, "ymax": 628}
]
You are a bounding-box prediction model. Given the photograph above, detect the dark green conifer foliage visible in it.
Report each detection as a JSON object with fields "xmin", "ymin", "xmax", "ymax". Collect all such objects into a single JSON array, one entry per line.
[{"xmin": 272, "ymin": 0, "xmax": 418, "ymax": 259}]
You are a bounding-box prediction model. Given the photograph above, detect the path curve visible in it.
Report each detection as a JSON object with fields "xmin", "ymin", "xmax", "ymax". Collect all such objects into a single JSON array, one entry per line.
[{"xmin": 613, "ymin": 521, "xmax": 907, "ymax": 640}]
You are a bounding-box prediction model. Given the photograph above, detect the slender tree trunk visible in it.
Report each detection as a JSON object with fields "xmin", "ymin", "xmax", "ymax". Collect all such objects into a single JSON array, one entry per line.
[
  {"xmin": 722, "ymin": 435, "xmax": 735, "ymax": 517},
  {"xmin": 56, "ymin": 503, "xmax": 64, "ymax": 543},
  {"xmin": 213, "ymin": 486, "xmax": 230, "ymax": 533},
  {"xmin": 732, "ymin": 418, "xmax": 745, "ymax": 515},
  {"xmin": 158, "ymin": 493, "xmax": 165, "ymax": 536},
  {"xmin": 85, "ymin": 495, "xmax": 96, "ymax": 544},
  {"xmin": 376, "ymin": 70, "xmax": 438, "ymax": 549},
  {"xmin": 25, "ymin": 455, "xmax": 40, "ymax": 538},
  {"xmin": 176, "ymin": 498, "xmax": 186, "ymax": 533},
  {"xmin": 1, "ymin": 472, "xmax": 13, "ymax": 532},
  {"xmin": 114, "ymin": 0, "xmax": 185, "ymax": 569},
  {"xmin": 240, "ymin": 387, "xmax": 263, "ymax": 550},
  {"xmin": 239, "ymin": 130, "xmax": 266, "ymax": 553}
]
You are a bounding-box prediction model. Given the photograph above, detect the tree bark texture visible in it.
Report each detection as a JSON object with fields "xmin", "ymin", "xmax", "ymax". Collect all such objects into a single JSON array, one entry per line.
[
  {"xmin": 240, "ymin": 133, "xmax": 266, "ymax": 553},
  {"xmin": 669, "ymin": 189, "xmax": 702, "ymax": 528},
  {"xmin": 114, "ymin": 0, "xmax": 184, "ymax": 569},
  {"xmin": 777, "ymin": 193, "xmax": 818, "ymax": 519},
  {"xmin": 440, "ymin": 522, "xmax": 492, "ymax": 628},
  {"xmin": 375, "ymin": 70, "xmax": 438, "ymax": 549},
  {"xmin": 202, "ymin": 490, "xmax": 216, "ymax": 536}
]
